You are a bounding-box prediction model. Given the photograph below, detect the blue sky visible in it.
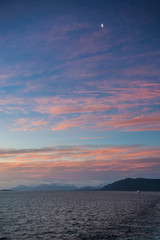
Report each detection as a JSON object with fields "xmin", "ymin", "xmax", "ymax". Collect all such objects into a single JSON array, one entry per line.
[{"xmin": 0, "ymin": 0, "xmax": 160, "ymax": 188}]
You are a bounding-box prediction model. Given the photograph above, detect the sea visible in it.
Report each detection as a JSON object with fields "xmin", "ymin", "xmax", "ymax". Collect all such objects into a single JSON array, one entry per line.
[{"xmin": 0, "ymin": 191, "xmax": 160, "ymax": 240}]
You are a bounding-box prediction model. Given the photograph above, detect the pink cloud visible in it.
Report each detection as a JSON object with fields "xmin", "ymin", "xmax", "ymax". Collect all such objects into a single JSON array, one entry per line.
[
  {"xmin": 32, "ymin": 79, "xmax": 160, "ymax": 117},
  {"xmin": 80, "ymin": 137, "xmax": 106, "ymax": 140},
  {"xmin": 12, "ymin": 118, "xmax": 49, "ymax": 132},
  {"xmin": 0, "ymin": 145, "xmax": 160, "ymax": 185},
  {"xmin": 33, "ymin": 96, "xmax": 114, "ymax": 116},
  {"xmin": 49, "ymin": 112, "xmax": 160, "ymax": 132},
  {"xmin": 93, "ymin": 113, "xmax": 160, "ymax": 131},
  {"xmin": 1, "ymin": 77, "xmax": 159, "ymax": 132},
  {"xmin": 64, "ymin": 28, "xmax": 111, "ymax": 59},
  {"xmin": 123, "ymin": 64, "xmax": 160, "ymax": 77}
]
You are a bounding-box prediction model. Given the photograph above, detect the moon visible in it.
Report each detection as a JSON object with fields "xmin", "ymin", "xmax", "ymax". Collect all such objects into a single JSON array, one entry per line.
[{"xmin": 101, "ymin": 23, "xmax": 104, "ymax": 28}]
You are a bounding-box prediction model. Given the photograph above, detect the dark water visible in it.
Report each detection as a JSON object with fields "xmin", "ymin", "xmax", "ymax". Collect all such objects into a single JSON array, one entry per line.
[{"xmin": 0, "ymin": 191, "xmax": 160, "ymax": 240}]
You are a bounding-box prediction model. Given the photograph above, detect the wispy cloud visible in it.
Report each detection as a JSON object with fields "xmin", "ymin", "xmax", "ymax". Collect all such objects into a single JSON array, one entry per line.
[
  {"xmin": 0, "ymin": 145, "xmax": 160, "ymax": 186},
  {"xmin": 80, "ymin": 137, "xmax": 106, "ymax": 140},
  {"xmin": 49, "ymin": 112, "xmax": 160, "ymax": 132},
  {"xmin": 1, "ymin": 77, "xmax": 159, "ymax": 132},
  {"xmin": 12, "ymin": 118, "xmax": 49, "ymax": 131}
]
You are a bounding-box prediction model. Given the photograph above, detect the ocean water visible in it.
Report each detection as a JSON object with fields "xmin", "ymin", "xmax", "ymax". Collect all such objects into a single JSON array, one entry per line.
[{"xmin": 0, "ymin": 191, "xmax": 160, "ymax": 240}]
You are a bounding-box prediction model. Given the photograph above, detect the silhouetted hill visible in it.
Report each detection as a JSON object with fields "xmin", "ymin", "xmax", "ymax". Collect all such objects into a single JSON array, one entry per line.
[{"xmin": 100, "ymin": 178, "xmax": 160, "ymax": 191}]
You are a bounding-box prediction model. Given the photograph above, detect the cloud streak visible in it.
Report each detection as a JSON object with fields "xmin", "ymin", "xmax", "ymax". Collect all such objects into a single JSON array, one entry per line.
[
  {"xmin": 1, "ymin": 77, "xmax": 159, "ymax": 132},
  {"xmin": 0, "ymin": 145, "xmax": 160, "ymax": 186}
]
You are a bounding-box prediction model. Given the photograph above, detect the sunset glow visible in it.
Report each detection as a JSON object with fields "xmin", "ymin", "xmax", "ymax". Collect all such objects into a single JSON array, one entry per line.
[{"xmin": 0, "ymin": 0, "xmax": 159, "ymax": 188}]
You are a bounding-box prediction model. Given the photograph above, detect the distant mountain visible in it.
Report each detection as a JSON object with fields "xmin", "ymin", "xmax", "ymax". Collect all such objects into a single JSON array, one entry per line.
[
  {"xmin": 10, "ymin": 178, "xmax": 160, "ymax": 192},
  {"xmin": 11, "ymin": 183, "xmax": 78, "ymax": 191},
  {"xmin": 78, "ymin": 184, "xmax": 105, "ymax": 191},
  {"xmin": 100, "ymin": 178, "xmax": 160, "ymax": 191},
  {"xmin": 0, "ymin": 189, "xmax": 12, "ymax": 191},
  {"xmin": 78, "ymin": 186, "xmax": 100, "ymax": 191}
]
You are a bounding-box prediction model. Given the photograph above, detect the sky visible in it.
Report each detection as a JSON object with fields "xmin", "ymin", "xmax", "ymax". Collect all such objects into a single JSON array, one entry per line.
[{"xmin": 0, "ymin": 0, "xmax": 160, "ymax": 188}]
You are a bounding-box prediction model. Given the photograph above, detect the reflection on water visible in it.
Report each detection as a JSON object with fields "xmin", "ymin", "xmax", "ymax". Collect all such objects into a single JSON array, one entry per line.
[{"xmin": 0, "ymin": 191, "xmax": 160, "ymax": 239}]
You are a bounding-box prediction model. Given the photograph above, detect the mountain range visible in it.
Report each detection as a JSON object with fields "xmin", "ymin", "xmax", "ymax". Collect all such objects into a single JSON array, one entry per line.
[
  {"xmin": 11, "ymin": 183, "xmax": 78, "ymax": 191},
  {"xmin": 9, "ymin": 178, "xmax": 160, "ymax": 191}
]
